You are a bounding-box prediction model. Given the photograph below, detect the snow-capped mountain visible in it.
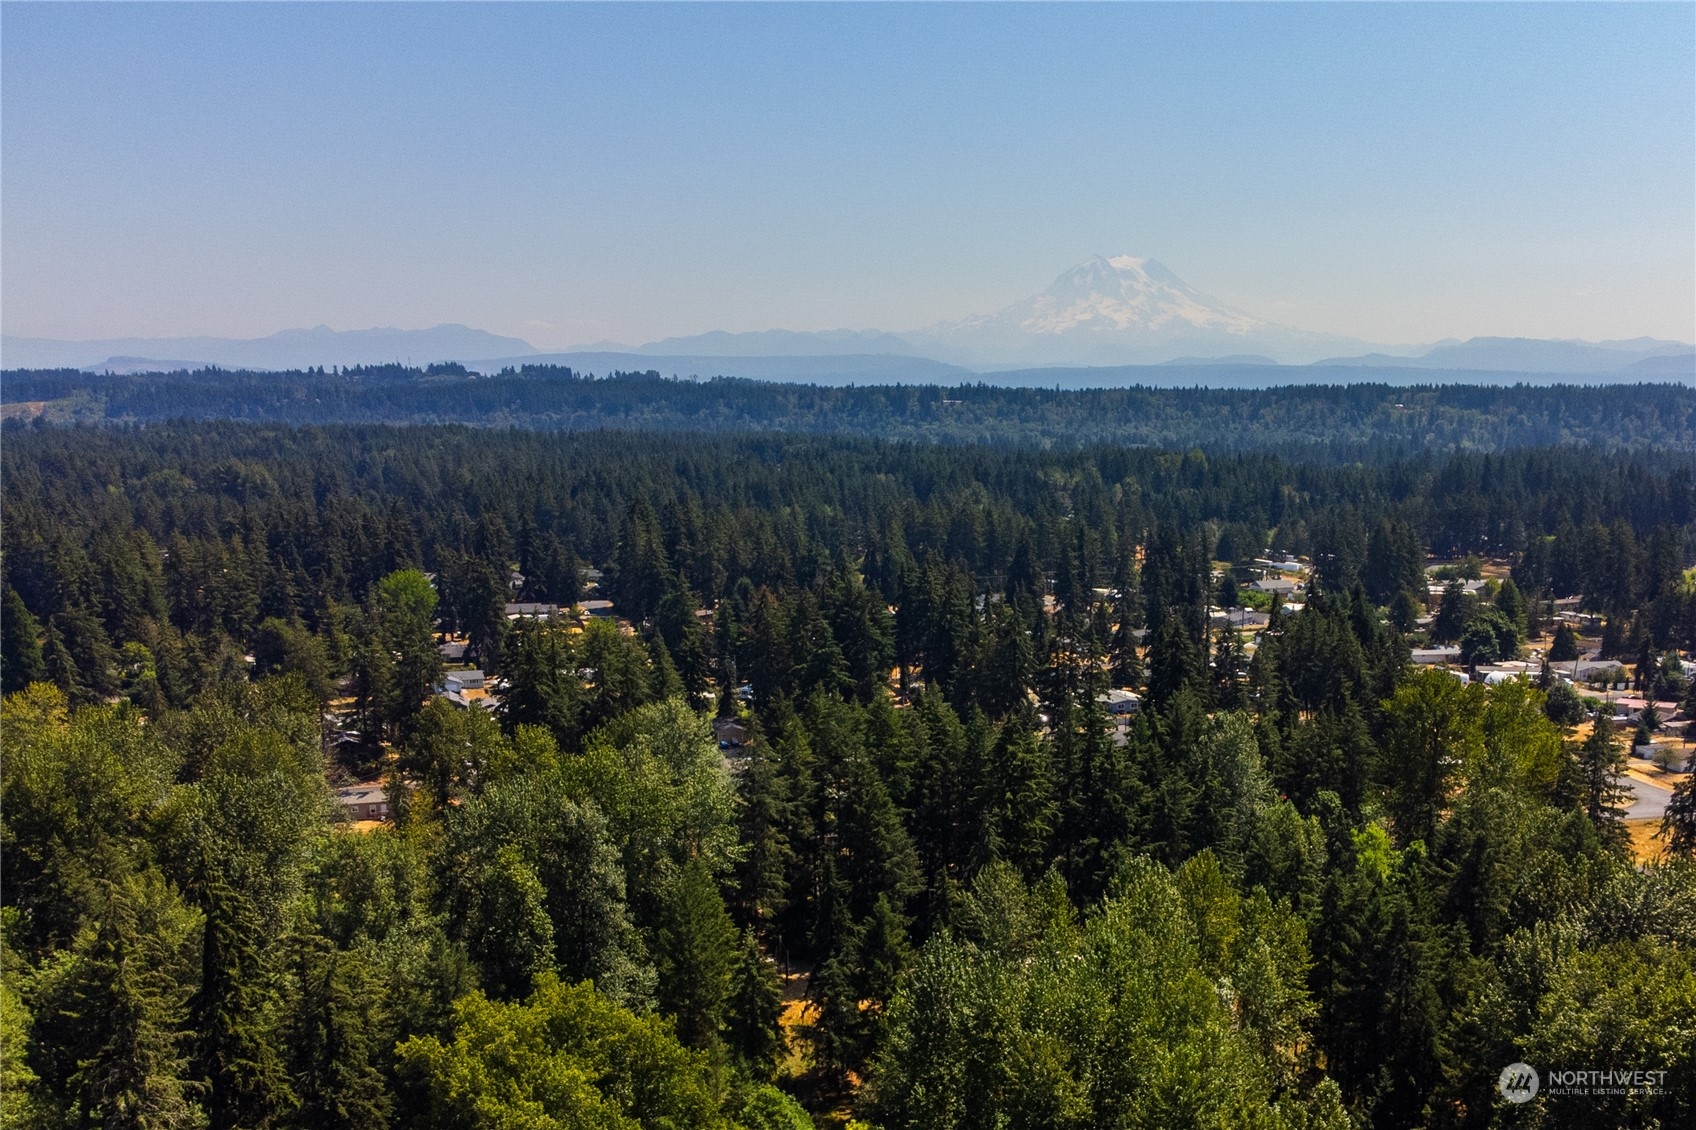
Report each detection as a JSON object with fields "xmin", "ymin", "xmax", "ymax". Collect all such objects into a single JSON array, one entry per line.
[
  {"xmin": 1002, "ymin": 255, "xmax": 1264, "ymax": 336},
  {"xmin": 906, "ymin": 255, "xmax": 1376, "ymax": 367}
]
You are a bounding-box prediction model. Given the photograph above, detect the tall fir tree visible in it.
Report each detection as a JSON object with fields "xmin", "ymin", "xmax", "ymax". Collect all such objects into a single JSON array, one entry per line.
[
  {"xmin": 656, "ymin": 860, "xmax": 738, "ymax": 1049},
  {"xmin": 1573, "ymin": 711, "xmax": 1631, "ymax": 848},
  {"xmin": 723, "ymin": 929, "xmax": 786, "ymax": 1077},
  {"xmin": 281, "ymin": 939, "xmax": 391, "ymax": 1130},
  {"xmin": 2, "ymin": 585, "xmax": 47, "ymax": 694},
  {"xmin": 193, "ymin": 877, "xmax": 295, "ymax": 1130}
]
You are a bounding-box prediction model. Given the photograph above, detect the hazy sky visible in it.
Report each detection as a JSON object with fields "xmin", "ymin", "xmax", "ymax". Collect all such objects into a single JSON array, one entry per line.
[{"xmin": 3, "ymin": 2, "xmax": 1692, "ymax": 349}]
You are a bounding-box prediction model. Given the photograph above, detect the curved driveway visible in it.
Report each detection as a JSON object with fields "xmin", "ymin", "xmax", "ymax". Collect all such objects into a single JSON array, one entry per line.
[{"xmin": 1624, "ymin": 772, "xmax": 1675, "ymax": 821}]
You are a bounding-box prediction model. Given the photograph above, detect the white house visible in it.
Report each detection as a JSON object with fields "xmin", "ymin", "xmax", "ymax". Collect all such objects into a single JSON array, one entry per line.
[
  {"xmin": 1254, "ymin": 558, "xmax": 1304, "ymax": 574},
  {"xmin": 1099, "ymin": 688, "xmax": 1141, "ymax": 716},
  {"xmin": 443, "ymin": 670, "xmax": 485, "ymax": 694}
]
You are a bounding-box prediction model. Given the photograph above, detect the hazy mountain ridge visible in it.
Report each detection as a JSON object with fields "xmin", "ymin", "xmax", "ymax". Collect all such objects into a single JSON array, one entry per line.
[
  {"xmin": 1313, "ymin": 335, "xmax": 1694, "ymax": 374},
  {"xmin": 7, "ymin": 255, "xmax": 1690, "ymax": 377},
  {"xmin": 1, "ymin": 324, "xmax": 538, "ymax": 371},
  {"xmin": 467, "ymin": 351, "xmax": 974, "ymax": 385},
  {"xmin": 629, "ymin": 328, "xmax": 924, "ymax": 358}
]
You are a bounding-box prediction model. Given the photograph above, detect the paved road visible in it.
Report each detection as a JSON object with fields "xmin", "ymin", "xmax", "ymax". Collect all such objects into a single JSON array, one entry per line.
[{"xmin": 1624, "ymin": 774, "xmax": 1675, "ymax": 821}]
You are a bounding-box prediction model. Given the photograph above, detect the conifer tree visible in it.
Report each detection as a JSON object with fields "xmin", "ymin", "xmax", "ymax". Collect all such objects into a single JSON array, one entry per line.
[
  {"xmin": 921, "ymin": 561, "xmax": 979, "ymax": 710},
  {"xmin": 807, "ymin": 931, "xmax": 863, "ymax": 1089},
  {"xmin": 498, "ymin": 620, "xmax": 581, "ymax": 746},
  {"xmin": 735, "ymin": 721, "xmax": 796, "ymax": 934},
  {"xmin": 40, "ymin": 617, "xmax": 87, "ymax": 704},
  {"xmin": 1211, "ymin": 627, "xmax": 1248, "ymax": 711},
  {"xmin": 1494, "ymin": 576, "xmax": 1528, "ymax": 639},
  {"xmin": 976, "ymin": 706, "xmax": 1056, "ymax": 877},
  {"xmin": 1108, "ymin": 593, "xmax": 1145, "ymax": 690},
  {"xmin": 193, "ymin": 877, "xmax": 295, "ymax": 1130},
  {"xmin": 374, "ymin": 568, "xmax": 441, "ymax": 741},
  {"xmin": 281, "ymin": 939, "xmax": 391, "ymax": 1130},
  {"xmin": 655, "ymin": 580, "xmax": 713, "ymax": 696},
  {"xmin": 1379, "ymin": 669, "xmax": 1483, "ymax": 847},
  {"xmin": 1573, "ymin": 711, "xmax": 1631, "ymax": 847},
  {"xmin": 1634, "ymin": 636, "xmax": 1659, "ymax": 695},
  {"xmin": 28, "ymin": 874, "xmax": 203, "ymax": 1130},
  {"xmin": 656, "ymin": 860, "xmax": 738, "ymax": 1049},
  {"xmin": 575, "ymin": 617, "xmax": 657, "ymax": 737},
  {"xmin": 1, "ymin": 585, "xmax": 47, "ymax": 693},
  {"xmin": 1003, "ymin": 533, "xmax": 1044, "ymax": 612},
  {"xmin": 741, "ymin": 589, "xmax": 795, "ymax": 709},
  {"xmin": 723, "ymin": 929, "xmax": 785, "ymax": 1076},
  {"xmin": 1659, "ymin": 774, "xmax": 1696, "ymax": 857},
  {"xmin": 646, "ymin": 634, "xmax": 686, "ymax": 701},
  {"xmin": 1430, "ymin": 580, "xmax": 1471, "ymax": 645},
  {"xmin": 976, "ymin": 600, "xmax": 1035, "ymax": 717},
  {"xmin": 855, "ymin": 894, "xmax": 913, "ymax": 1018},
  {"xmin": 1599, "ymin": 616, "xmax": 1628, "ymax": 660},
  {"xmin": 908, "ymin": 693, "xmax": 973, "ymax": 922},
  {"xmin": 608, "ymin": 499, "xmax": 673, "ymax": 624},
  {"xmin": 1549, "ymin": 621, "xmax": 1581, "ymax": 662},
  {"xmin": 1363, "ymin": 519, "xmax": 1426, "ymax": 607},
  {"xmin": 835, "ymin": 745, "xmax": 923, "ymax": 923},
  {"xmin": 790, "ymin": 597, "xmax": 851, "ymax": 701},
  {"xmin": 531, "ymin": 532, "xmax": 584, "ymax": 607},
  {"xmin": 823, "ymin": 568, "xmax": 896, "ymax": 702},
  {"xmin": 1147, "ymin": 617, "xmax": 1202, "ymax": 709}
]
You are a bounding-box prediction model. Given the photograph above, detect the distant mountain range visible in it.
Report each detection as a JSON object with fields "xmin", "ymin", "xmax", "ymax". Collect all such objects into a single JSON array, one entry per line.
[
  {"xmin": 468, "ymin": 351, "xmax": 975, "ymax": 386},
  {"xmin": 1312, "ymin": 336, "xmax": 1696, "ymax": 374},
  {"xmin": 589, "ymin": 256, "xmax": 1386, "ymax": 367},
  {"xmin": 4, "ymin": 256, "xmax": 1690, "ymax": 381},
  {"xmin": 0, "ymin": 324, "xmax": 537, "ymax": 372}
]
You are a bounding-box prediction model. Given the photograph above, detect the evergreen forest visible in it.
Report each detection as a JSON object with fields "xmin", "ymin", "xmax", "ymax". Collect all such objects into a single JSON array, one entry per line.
[
  {"xmin": 8, "ymin": 364, "xmax": 1696, "ymax": 454},
  {"xmin": 3, "ymin": 396, "xmax": 1695, "ymax": 1129}
]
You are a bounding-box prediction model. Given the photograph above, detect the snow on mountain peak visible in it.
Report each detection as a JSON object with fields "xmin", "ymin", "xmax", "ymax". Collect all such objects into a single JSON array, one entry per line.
[
  {"xmin": 1018, "ymin": 255, "xmax": 1263, "ymax": 336},
  {"xmin": 906, "ymin": 254, "xmax": 1376, "ymax": 366}
]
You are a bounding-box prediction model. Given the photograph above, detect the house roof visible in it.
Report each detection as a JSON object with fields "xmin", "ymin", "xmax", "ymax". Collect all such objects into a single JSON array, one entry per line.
[
  {"xmin": 504, "ymin": 602, "xmax": 558, "ymax": 617},
  {"xmin": 1098, "ymin": 689, "xmax": 1141, "ymax": 711},
  {"xmin": 440, "ymin": 689, "xmax": 499, "ymax": 711}
]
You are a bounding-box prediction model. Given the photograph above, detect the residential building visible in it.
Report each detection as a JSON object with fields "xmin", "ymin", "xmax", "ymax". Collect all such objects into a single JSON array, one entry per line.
[{"xmin": 334, "ymin": 783, "xmax": 389, "ymax": 822}]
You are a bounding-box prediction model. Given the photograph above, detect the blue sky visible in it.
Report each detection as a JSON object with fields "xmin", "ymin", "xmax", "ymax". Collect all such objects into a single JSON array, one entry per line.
[{"xmin": 3, "ymin": 2, "xmax": 1692, "ymax": 348}]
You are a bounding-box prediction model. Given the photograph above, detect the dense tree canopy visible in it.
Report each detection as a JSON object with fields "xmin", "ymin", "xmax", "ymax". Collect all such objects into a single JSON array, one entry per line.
[
  {"xmin": 8, "ymin": 365, "xmax": 1696, "ymax": 456},
  {"xmin": 4, "ymin": 405, "xmax": 1695, "ymax": 1127}
]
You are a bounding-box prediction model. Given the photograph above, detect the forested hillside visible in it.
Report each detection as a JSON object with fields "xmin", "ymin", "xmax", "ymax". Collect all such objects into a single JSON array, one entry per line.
[
  {"xmin": 6, "ymin": 366, "xmax": 1696, "ymax": 454},
  {"xmin": 4, "ymin": 419, "xmax": 1695, "ymax": 1128}
]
